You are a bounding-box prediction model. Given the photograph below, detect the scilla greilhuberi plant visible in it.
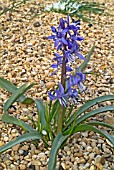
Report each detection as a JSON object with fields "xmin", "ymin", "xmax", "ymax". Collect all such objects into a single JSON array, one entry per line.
[{"xmin": 0, "ymin": 15, "xmax": 114, "ymax": 170}]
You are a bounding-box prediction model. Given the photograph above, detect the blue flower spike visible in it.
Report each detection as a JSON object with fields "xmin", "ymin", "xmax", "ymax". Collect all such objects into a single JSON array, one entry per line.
[{"xmin": 48, "ymin": 15, "xmax": 86, "ymax": 106}]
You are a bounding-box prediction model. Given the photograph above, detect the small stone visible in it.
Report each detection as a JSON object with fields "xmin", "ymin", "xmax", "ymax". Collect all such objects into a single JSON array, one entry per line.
[
  {"xmin": 10, "ymin": 164, "xmax": 17, "ymax": 170},
  {"xmin": 4, "ymin": 160, "xmax": 11, "ymax": 166},
  {"xmin": 86, "ymin": 146, "xmax": 92, "ymax": 152},
  {"xmin": 46, "ymin": 82, "xmax": 56, "ymax": 89},
  {"xmin": 102, "ymin": 144, "xmax": 111, "ymax": 153},
  {"xmin": 4, "ymin": 136, "xmax": 9, "ymax": 142},
  {"xmin": 78, "ymin": 158, "xmax": 86, "ymax": 164},
  {"xmin": 64, "ymin": 146, "xmax": 70, "ymax": 152},
  {"xmin": 67, "ymin": 151, "xmax": 71, "ymax": 156},
  {"xmin": 73, "ymin": 164, "xmax": 78, "ymax": 170},
  {"xmin": 105, "ymin": 115, "xmax": 114, "ymax": 125},
  {"xmin": 33, "ymin": 22, "xmax": 41, "ymax": 27},
  {"xmin": 91, "ymin": 141, "xmax": 96, "ymax": 147},
  {"xmin": 74, "ymin": 152, "xmax": 83, "ymax": 157},
  {"xmin": 12, "ymin": 144, "xmax": 20, "ymax": 151},
  {"xmin": 90, "ymin": 165, "xmax": 95, "ymax": 170},
  {"xmin": 14, "ymin": 155, "xmax": 20, "ymax": 160},
  {"xmin": 82, "ymin": 132, "xmax": 88, "ymax": 137},
  {"xmin": 106, "ymin": 139, "xmax": 113, "ymax": 147},
  {"xmin": 0, "ymin": 141, "xmax": 4, "ymax": 147},
  {"xmin": 40, "ymin": 167, "xmax": 47, "ymax": 170},
  {"xmin": 95, "ymin": 155, "xmax": 105, "ymax": 165},
  {"xmin": 95, "ymin": 163, "xmax": 103, "ymax": 170},
  {"xmin": 19, "ymin": 149, "xmax": 24, "ymax": 155},
  {"xmin": 32, "ymin": 160, "xmax": 41, "ymax": 166},
  {"xmin": 89, "ymin": 153, "xmax": 95, "ymax": 160},
  {"xmin": 0, "ymin": 164, "xmax": 4, "ymax": 170},
  {"xmin": 35, "ymin": 165, "xmax": 40, "ymax": 170},
  {"xmin": 61, "ymin": 162, "xmax": 66, "ymax": 169},
  {"xmin": 38, "ymin": 152, "xmax": 46, "ymax": 161},
  {"xmin": 98, "ymin": 139, "xmax": 104, "ymax": 143},
  {"xmin": 19, "ymin": 164, "xmax": 26, "ymax": 170}
]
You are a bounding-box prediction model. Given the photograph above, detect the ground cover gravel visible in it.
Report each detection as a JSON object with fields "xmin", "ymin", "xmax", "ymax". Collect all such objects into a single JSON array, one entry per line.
[{"xmin": 0, "ymin": 0, "xmax": 114, "ymax": 169}]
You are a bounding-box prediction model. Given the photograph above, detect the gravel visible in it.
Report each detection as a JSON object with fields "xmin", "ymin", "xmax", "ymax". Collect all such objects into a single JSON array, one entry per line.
[{"xmin": 0, "ymin": 0, "xmax": 114, "ymax": 169}]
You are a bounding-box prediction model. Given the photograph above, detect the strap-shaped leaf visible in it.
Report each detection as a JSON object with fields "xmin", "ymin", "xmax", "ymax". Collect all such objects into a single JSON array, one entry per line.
[
  {"xmin": 86, "ymin": 121, "xmax": 114, "ymax": 130},
  {"xmin": 0, "ymin": 77, "xmax": 34, "ymax": 104},
  {"xmin": 35, "ymin": 99, "xmax": 46, "ymax": 130},
  {"xmin": 78, "ymin": 45, "xmax": 95, "ymax": 72},
  {"xmin": 49, "ymin": 100, "xmax": 59, "ymax": 122},
  {"xmin": 4, "ymin": 83, "xmax": 34, "ymax": 112},
  {"xmin": 64, "ymin": 95, "xmax": 114, "ymax": 130},
  {"xmin": 0, "ymin": 132, "xmax": 42, "ymax": 154},
  {"xmin": 48, "ymin": 132, "xmax": 69, "ymax": 170},
  {"xmin": 76, "ymin": 105, "xmax": 114, "ymax": 124},
  {"xmin": 4, "ymin": 84, "xmax": 27, "ymax": 112},
  {"xmin": 0, "ymin": 77, "xmax": 17, "ymax": 93},
  {"xmin": 0, "ymin": 77, "xmax": 25, "ymax": 102},
  {"xmin": 70, "ymin": 124, "xmax": 114, "ymax": 146},
  {"xmin": 2, "ymin": 113, "xmax": 35, "ymax": 133}
]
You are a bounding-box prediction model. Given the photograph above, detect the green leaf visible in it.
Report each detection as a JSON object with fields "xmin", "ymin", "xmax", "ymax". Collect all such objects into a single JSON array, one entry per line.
[
  {"xmin": 86, "ymin": 121, "xmax": 114, "ymax": 130},
  {"xmin": 65, "ymin": 105, "xmax": 114, "ymax": 134},
  {"xmin": 4, "ymin": 83, "xmax": 34, "ymax": 112},
  {"xmin": 4, "ymin": 84, "xmax": 27, "ymax": 112},
  {"xmin": 49, "ymin": 100, "xmax": 59, "ymax": 122},
  {"xmin": 0, "ymin": 132, "xmax": 42, "ymax": 154},
  {"xmin": 0, "ymin": 77, "xmax": 17, "ymax": 93},
  {"xmin": 35, "ymin": 99, "xmax": 46, "ymax": 130},
  {"xmin": 22, "ymin": 97, "xmax": 34, "ymax": 104},
  {"xmin": 0, "ymin": 77, "xmax": 34, "ymax": 103},
  {"xmin": 0, "ymin": 77, "xmax": 26, "ymax": 102},
  {"xmin": 63, "ymin": 105, "xmax": 73, "ymax": 123},
  {"xmin": 48, "ymin": 132, "xmax": 69, "ymax": 170},
  {"xmin": 65, "ymin": 95, "xmax": 114, "ymax": 130},
  {"xmin": 71, "ymin": 124, "xmax": 114, "ymax": 146},
  {"xmin": 76, "ymin": 105, "xmax": 114, "ymax": 125},
  {"xmin": 77, "ymin": 45, "xmax": 95, "ymax": 72},
  {"xmin": 2, "ymin": 114, "xmax": 35, "ymax": 133}
]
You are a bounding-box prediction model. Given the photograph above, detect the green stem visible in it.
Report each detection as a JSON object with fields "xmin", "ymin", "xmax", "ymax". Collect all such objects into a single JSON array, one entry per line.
[{"xmin": 57, "ymin": 103, "xmax": 64, "ymax": 134}]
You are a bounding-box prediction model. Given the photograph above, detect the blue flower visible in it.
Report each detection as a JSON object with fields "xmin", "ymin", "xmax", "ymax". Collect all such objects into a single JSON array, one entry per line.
[
  {"xmin": 67, "ymin": 88, "xmax": 78, "ymax": 103},
  {"xmin": 48, "ymin": 21, "xmax": 68, "ymax": 48},
  {"xmin": 48, "ymin": 84, "xmax": 68, "ymax": 107},
  {"xmin": 67, "ymin": 71, "xmax": 86, "ymax": 92}
]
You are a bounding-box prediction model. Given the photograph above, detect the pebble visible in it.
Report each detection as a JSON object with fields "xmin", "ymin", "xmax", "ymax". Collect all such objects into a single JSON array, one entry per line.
[
  {"xmin": 38, "ymin": 153, "xmax": 47, "ymax": 161},
  {"xmin": 102, "ymin": 144, "xmax": 111, "ymax": 153},
  {"xmin": 12, "ymin": 144, "xmax": 21, "ymax": 151},
  {"xmin": 106, "ymin": 139, "xmax": 113, "ymax": 147},
  {"xmin": 64, "ymin": 146, "xmax": 70, "ymax": 152},
  {"xmin": 90, "ymin": 165, "xmax": 95, "ymax": 170},
  {"xmin": 61, "ymin": 162, "xmax": 66, "ymax": 169},
  {"xmin": 67, "ymin": 151, "xmax": 71, "ymax": 156},
  {"xmin": 19, "ymin": 149, "xmax": 24, "ymax": 155},
  {"xmin": 33, "ymin": 21, "xmax": 41, "ymax": 27},
  {"xmin": 86, "ymin": 146, "xmax": 92, "ymax": 152},
  {"xmin": 21, "ymin": 145, "xmax": 29, "ymax": 151},
  {"xmin": 46, "ymin": 82, "xmax": 56, "ymax": 89},
  {"xmin": 4, "ymin": 136, "xmax": 9, "ymax": 142},
  {"xmin": 32, "ymin": 160, "xmax": 41, "ymax": 166},
  {"xmin": 14, "ymin": 155, "xmax": 20, "ymax": 160},
  {"xmin": 95, "ymin": 155, "xmax": 105, "ymax": 165},
  {"xmin": 0, "ymin": 141, "xmax": 4, "ymax": 147},
  {"xmin": 10, "ymin": 164, "xmax": 17, "ymax": 170},
  {"xmin": 0, "ymin": 164, "xmax": 4, "ymax": 170},
  {"xmin": 0, "ymin": 1, "xmax": 114, "ymax": 170},
  {"xmin": 89, "ymin": 153, "xmax": 95, "ymax": 160},
  {"xmin": 19, "ymin": 164, "xmax": 26, "ymax": 170}
]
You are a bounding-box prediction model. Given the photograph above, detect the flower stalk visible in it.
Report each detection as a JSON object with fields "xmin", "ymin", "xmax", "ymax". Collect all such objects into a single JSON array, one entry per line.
[{"xmin": 48, "ymin": 15, "xmax": 86, "ymax": 133}]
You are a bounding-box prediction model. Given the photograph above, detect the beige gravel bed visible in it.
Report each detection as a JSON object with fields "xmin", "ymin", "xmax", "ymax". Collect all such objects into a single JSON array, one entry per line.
[{"xmin": 0, "ymin": 0, "xmax": 114, "ymax": 170}]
